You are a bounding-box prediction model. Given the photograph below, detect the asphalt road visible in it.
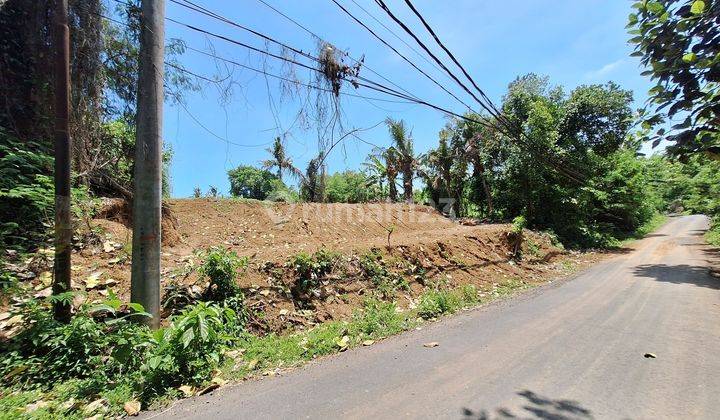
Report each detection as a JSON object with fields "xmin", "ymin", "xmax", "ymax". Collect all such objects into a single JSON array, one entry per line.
[{"xmin": 149, "ymin": 215, "xmax": 720, "ymax": 419}]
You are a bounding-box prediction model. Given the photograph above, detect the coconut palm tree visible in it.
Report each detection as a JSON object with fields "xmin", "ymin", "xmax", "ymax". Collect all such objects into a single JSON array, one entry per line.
[
  {"xmin": 262, "ymin": 137, "xmax": 302, "ymax": 181},
  {"xmin": 384, "ymin": 147, "xmax": 400, "ymax": 202},
  {"xmin": 386, "ymin": 118, "xmax": 416, "ymax": 203}
]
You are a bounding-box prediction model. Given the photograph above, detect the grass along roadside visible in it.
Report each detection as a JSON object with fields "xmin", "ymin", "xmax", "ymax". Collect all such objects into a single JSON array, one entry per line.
[
  {"xmin": 210, "ymin": 280, "xmax": 530, "ymax": 385},
  {"xmin": 0, "ymin": 278, "xmax": 534, "ymax": 419},
  {"xmin": 617, "ymin": 213, "xmax": 668, "ymax": 247},
  {"xmin": 706, "ymin": 218, "xmax": 720, "ymax": 248},
  {"xmin": 0, "ymin": 227, "xmax": 585, "ymax": 419}
]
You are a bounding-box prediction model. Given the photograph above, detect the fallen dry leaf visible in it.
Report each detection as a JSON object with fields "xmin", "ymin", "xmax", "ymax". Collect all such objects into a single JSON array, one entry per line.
[
  {"xmin": 423, "ymin": 342, "xmax": 439, "ymax": 348},
  {"xmin": 178, "ymin": 385, "xmax": 194, "ymax": 397},
  {"xmin": 85, "ymin": 271, "xmax": 103, "ymax": 289},
  {"xmin": 38, "ymin": 271, "xmax": 52, "ymax": 286},
  {"xmin": 123, "ymin": 400, "xmax": 141, "ymax": 416},
  {"xmin": 83, "ymin": 398, "xmax": 106, "ymax": 414},
  {"xmin": 211, "ymin": 377, "xmax": 227, "ymax": 386},
  {"xmin": 336, "ymin": 335, "xmax": 350, "ymax": 351},
  {"xmin": 362, "ymin": 339, "xmax": 375, "ymax": 346},
  {"xmin": 247, "ymin": 359, "xmax": 259, "ymax": 370},
  {"xmin": 103, "ymin": 241, "xmax": 114, "ymax": 253}
]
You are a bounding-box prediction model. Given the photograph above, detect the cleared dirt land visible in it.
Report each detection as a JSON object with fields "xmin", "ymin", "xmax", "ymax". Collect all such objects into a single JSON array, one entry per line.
[{"xmin": 34, "ymin": 198, "xmax": 603, "ymax": 333}]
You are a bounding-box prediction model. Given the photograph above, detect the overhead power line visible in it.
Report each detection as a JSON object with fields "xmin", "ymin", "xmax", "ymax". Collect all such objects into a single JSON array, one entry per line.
[
  {"xmin": 371, "ymin": 0, "xmax": 496, "ymax": 118},
  {"xmin": 400, "ymin": 0, "xmax": 505, "ymax": 126},
  {"xmin": 250, "ymin": 0, "xmax": 420, "ymax": 102},
  {"xmin": 347, "ymin": 0, "xmax": 446, "ymax": 78},
  {"xmin": 329, "ymin": 0, "xmax": 478, "ymax": 115},
  {"xmin": 371, "ymin": 0, "xmax": 586, "ymax": 182}
]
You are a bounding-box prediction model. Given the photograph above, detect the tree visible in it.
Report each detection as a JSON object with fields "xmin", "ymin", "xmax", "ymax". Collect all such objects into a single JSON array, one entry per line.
[
  {"xmin": 300, "ymin": 153, "xmax": 327, "ymax": 202},
  {"xmin": 386, "ymin": 118, "xmax": 416, "ymax": 203},
  {"xmin": 261, "ymin": 137, "xmax": 302, "ymax": 181},
  {"xmin": 628, "ymin": 0, "xmax": 720, "ymax": 158},
  {"xmin": 227, "ymin": 165, "xmax": 285, "ymax": 200},
  {"xmin": 384, "ymin": 147, "xmax": 400, "ymax": 202},
  {"xmin": 325, "ymin": 170, "xmax": 378, "ymax": 203}
]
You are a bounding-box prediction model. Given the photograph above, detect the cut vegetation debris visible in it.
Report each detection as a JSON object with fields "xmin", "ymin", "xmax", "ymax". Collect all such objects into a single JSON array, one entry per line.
[{"xmin": 0, "ymin": 200, "xmax": 609, "ymax": 417}]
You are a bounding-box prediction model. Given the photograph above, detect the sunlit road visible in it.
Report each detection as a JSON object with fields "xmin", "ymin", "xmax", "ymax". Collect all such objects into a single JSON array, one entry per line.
[{"xmin": 147, "ymin": 215, "xmax": 720, "ymax": 419}]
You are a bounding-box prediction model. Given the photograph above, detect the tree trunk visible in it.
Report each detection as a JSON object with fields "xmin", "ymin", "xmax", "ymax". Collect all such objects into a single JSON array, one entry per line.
[
  {"xmin": 388, "ymin": 174, "xmax": 398, "ymax": 202},
  {"xmin": 402, "ymin": 168, "xmax": 413, "ymax": 203}
]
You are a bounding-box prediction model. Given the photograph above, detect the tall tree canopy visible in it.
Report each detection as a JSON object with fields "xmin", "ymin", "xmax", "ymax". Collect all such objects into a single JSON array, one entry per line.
[{"xmin": 628, "ymin": 0, "xmax": 720, "ymax": 158}]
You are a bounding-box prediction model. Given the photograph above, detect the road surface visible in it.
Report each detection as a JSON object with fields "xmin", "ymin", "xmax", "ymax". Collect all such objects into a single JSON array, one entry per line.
[{"xmin": 149, "ymin": 215, "xmax": 720, "ymax": 419}]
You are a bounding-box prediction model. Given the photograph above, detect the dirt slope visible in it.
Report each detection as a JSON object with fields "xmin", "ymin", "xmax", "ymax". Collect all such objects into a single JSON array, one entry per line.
[
  {"xmin": 6, "ymin": 199, "xmax": 601, "ymax": 334},
  {"xmin": 151, "ymin": 215, "xmax": 719, "ymax": 420}
]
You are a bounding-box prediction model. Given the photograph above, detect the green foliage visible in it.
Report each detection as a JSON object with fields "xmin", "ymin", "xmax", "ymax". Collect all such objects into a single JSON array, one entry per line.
[
  {"xmin": 325, "ymin": 170, "xmax": 381, "ymax": 203},
  {"xmin": 199, "ymin": 247, "xmax": 247, "ymax": 301},
  {"xmin": 0, "ymin": 131, "xmax": 54, "ymax": 250},
  {"xmin": 349, "ymin": 299, "xmax": 408, "ymax": 339},
  {"xmin": 416, "ymin": 285, "xmax": 478, "ymax": 319},
  {"xmin": 0, "ymin": 298, "xmax": 150, "ymax": 390},
  {"xmin": 143, "ymin": 302, "xmax": 238, "ymax": 394},
  {"xmin": 359, "ymin": 250, "xmax": 409, "ymax": 297},
  {"xmin": 628, "ymin": 0, "xmax": 720, "ymax": 157},
  {"xmin": 288, "ymin": 249, "xmax": 341, "ymax": 293},
  {"xmin": 0, "ymin": 292, "xmax": 247, "ymax": 414},
  {"xmin": 511, "ymin": 215, "xmax": 527, "ymax": 233},
  {"xmin": 707, "ymin": 218, "xmax": 720, "ymax": 247},
  {"xmin": 228, "ymin": 165, "xmax": 291, "ymax": 200},
  {"xmin": 425, "ymin": 74, "xmax": 665, "ymax": 247}
]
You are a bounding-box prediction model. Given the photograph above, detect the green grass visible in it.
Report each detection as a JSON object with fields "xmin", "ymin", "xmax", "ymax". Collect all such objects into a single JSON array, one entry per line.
[
  {"xmin": 706, "ymin": 222, "xmax": 720, "ymax": 248},
  {"xmin": 618, "ymin": 213, "xmax": 668, "ymax": 246},
  {"xmin": 0, "ymin": 277, "xmax": 541, "ymax": 418},
  {"xmin": 221, "ymin": 282, "xmax": 531, "ymax": 383}
]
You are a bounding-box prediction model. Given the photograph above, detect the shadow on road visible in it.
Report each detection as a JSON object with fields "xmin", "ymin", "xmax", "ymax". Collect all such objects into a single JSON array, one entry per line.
[
  {"xmin": 461, "ymin": 390, "xmax": 592, "ymax": 420},
  {"xmin": 633, "ymin": 264, "xmax": 719, "ymax": 289}
]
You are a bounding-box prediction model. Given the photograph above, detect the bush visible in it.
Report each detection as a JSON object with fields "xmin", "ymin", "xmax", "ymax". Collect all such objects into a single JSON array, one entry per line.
[
  {"xmin": 288, "ymin": 249, "xmax": 341, "ymax": 293},
  {"xmin": 349, "ymin": 299, "xmax": 407, "ymax": 339},
  {"xmin": 359, "ymin": 250, "xmax": 409, "ymax": 297},
  {"xmin": 200, "ymin": 247, "xmax": 247, "ymax": 301},
  {"xmin": 143, "ymin": 302, "xmax": 237, "ymax": 395},
  {"xmin": 325, "ymin": 170, "xmax": 378, "ymax": 203},
  {"xmin": 0, "ymin": 131, "xmax": 54, "ymax": 251},
  {"xmin": 228, "ymin": 165, "xmax": 292, "ymax": 200},
  {"xmin": 0, "ymin": 299, "xmax": 150, "ymax": 389},
  {"xmin": 416, "ymin": 285, "xmax": 478, "ymax": 320}
]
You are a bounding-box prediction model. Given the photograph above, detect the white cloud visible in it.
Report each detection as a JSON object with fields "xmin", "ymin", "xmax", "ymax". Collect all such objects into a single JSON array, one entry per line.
[{"xmin": 584, "ymin": 59, "xmax": 624, "ymax": 80}]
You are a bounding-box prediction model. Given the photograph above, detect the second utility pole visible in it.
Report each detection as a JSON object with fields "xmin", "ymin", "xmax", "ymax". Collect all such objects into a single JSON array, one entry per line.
[{"xmin": 131, "ymin": 0, "xmax": 165, "ymax": 329}]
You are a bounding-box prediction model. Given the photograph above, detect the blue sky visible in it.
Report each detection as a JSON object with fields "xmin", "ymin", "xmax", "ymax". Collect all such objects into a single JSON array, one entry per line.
[{"xmin": 160, "ymin": 0, "xmax": 653, "ymax": 198}]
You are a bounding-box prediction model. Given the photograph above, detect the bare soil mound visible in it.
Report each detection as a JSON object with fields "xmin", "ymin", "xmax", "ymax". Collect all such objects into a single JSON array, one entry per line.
[{"xmin": 24, "ymin": 199, "xmax": 603, "ymax": 332}]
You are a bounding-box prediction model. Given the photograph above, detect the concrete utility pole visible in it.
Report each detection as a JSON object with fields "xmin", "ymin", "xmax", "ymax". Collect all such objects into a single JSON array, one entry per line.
[
  {"xmin": 52, "ymin": 0, "xmax": 72, "ymax": 323},
  {"xmin": 131, "ymin": 0, "xmax": 165, "ymax": 329}
]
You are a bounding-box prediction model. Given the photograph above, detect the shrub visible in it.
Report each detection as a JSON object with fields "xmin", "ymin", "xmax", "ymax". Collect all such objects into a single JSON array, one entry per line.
[
  {"xmin": 199, "ymin": 247, "xmax": 247, "ymax": 301},
  {"xmin": 0, "ymin": 299, "xmax": 150, "ymax": 389},
  {"xmin": 359, "ymin": 250, "xmax": 409, "ymax": 297},
  {"xmin": 349, "ymin": 299, "xmax": 407, "ymax": 339},
  {"xmin": 416, "ymin": 285, "xmax": 478, "ymax": 320},
  {"xmin": 228, "ymin": 165, "xmax": 291, "ymax": 200},
  {"xmin": 288, "ymin": 249, "xmax": 341, "ymax": 293},
  {"xmin": 143, "ymin": 302, "xmax": 237, "ymax": 395}
]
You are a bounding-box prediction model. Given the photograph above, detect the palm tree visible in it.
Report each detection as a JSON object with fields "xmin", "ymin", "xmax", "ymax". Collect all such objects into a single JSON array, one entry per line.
[
  {"xmin": 466, "ymin": 133, "xmax": 494, "ymax": 216},
  {"xmin": 385, "ymin": 147, "xmax": 400, "ymax": 202},
  {"xmin": 301, "ymin": 152, "xmax": 326, "ymax": 202},
  {"xmin": 363, "ymin": 153, "xmax": 387, "ymax": 199},
  {"xmin": 386, "ymin": 118, "xmax": 416, "ymax": 203},
  {"xmin": 262, "ymin": 137, "xmax": 302, "ymax": 181}
]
